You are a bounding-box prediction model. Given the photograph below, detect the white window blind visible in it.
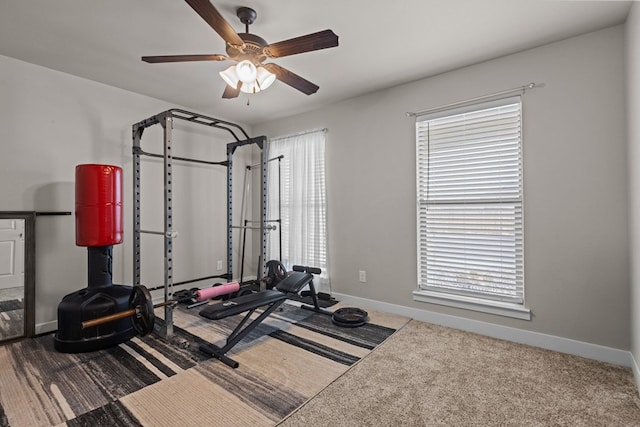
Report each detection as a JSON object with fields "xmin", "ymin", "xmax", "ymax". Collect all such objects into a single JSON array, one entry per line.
[{"xmin": 416, "ymin": 96, "xmax": 524, "ymax": 304}]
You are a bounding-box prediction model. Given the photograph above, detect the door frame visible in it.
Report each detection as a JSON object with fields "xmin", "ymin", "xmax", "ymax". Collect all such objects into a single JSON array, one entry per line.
[{"xmin": 0, "ymin": 212, "xmax": 35, "ymax": 338}]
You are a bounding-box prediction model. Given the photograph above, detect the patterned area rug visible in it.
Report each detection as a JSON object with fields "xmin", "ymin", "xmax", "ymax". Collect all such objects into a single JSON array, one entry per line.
[{"xmin": 0, "ymin": 301, "xmax": 408, "ymax": 426}]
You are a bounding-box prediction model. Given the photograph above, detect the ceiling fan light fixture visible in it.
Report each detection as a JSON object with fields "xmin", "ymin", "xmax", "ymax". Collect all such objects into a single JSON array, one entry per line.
[
  {"xmin": 256, "ymin": 66, "xmax": 276, "ymax": 90},
  {"xmin": 219, "ymin": 65, "xmax": 240, "ymax": 88},
  {"xmin": 235, "ymin": 60, "xmax": 257, "ymax": 83},
  {"xmin": 240, "ymin": 81, "xmax": 260, "ymax": 94}
]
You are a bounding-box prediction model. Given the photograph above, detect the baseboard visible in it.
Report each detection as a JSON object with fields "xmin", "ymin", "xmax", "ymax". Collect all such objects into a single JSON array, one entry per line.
[
  {"xmin": 632, "ymin": 353, "xmax": 640, "ymax": 393},
  {"xmin": 333, "ymin": 293, "xmax": 633, "ymax": 368},
  {"xmin": 36, "ymin": 320, "xmax": 57, "ymax": 335}
]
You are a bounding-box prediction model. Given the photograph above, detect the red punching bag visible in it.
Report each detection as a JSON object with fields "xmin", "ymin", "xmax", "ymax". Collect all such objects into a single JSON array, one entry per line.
[{"xmin": 75, "ymin": 164, "xmax": 123, "ymax": 247}]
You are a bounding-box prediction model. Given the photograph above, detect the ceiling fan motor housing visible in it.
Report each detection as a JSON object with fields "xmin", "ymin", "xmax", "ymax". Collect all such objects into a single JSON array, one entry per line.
[{"xmin": 227, "ymin": 33, "xmax": 268, "ymax": 61}]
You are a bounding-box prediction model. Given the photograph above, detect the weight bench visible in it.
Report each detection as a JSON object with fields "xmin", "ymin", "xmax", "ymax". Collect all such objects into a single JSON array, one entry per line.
[{"xmin": 199, "ymin": 266, "xmax": 329, "ymax": 368}]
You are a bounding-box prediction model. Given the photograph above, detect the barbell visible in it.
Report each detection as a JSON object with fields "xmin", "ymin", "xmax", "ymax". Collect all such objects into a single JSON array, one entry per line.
[
  {"xmin": 81, "ymin": 285, "xmax": 169, "ymax": 335},
  {"xmin": 80, "ymin": 281, "xmax": 242, "ymax": 336}
]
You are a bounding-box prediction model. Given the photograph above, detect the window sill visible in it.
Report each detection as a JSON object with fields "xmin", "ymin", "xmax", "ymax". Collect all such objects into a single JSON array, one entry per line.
[{"xmin": 412, "ymin": 290, "xmax": 531, "ymax": 320}]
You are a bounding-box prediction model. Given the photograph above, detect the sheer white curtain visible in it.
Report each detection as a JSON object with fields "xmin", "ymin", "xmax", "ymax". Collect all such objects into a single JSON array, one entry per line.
[{"xmin": 266, "ymin": 129, "xmax": 330, "ymax": 292}]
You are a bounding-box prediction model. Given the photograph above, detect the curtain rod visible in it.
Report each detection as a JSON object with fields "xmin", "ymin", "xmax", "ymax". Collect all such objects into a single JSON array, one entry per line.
[
  {"xmin": 269, "ymin": 127, "xmax": 327, "ymax": 142},
  {"xmin": 406, "ymin": 82, "xmax": 537, "ymax": 118}
]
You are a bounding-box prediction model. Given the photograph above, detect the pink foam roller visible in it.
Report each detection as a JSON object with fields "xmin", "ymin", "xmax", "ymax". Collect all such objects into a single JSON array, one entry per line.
[{"xmin": 195, "ymin": 282, "xmax": 240, "ymax": 301}]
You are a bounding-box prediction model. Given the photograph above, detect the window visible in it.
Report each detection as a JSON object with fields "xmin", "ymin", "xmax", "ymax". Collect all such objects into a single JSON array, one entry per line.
[
  {"xmin": 414, "ymin": 97, "xmax": 529, "ymax": 319},
  {"xmin": 266, "ymin": 129, "xmax": 330, "ymax": 292}
]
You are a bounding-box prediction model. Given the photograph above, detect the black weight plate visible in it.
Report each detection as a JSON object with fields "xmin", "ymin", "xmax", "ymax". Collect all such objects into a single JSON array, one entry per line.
[
  {"xmin": 317, "ymin": 292, "xmax": 332, "ymax": 301},
  {"xmin": 265, "ymin": 260, "xmax": 287, "ymax": 289},
  {"xmin": 332, "ymin": 307, "xmax": 368, "ymax": 324},
  {"xmin": 129, "ymin": 285, "xmax": 155, "ymax": 336},
  {"xmin": 173, "ymin": 289, "xmax": 193, "ymax": 302},
  {"xmin": 332, "ymin": 317, "xmax": 367, "ymax": 328}
]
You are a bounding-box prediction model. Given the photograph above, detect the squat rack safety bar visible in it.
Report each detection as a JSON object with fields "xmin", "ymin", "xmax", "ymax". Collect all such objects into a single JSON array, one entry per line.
[
  {"xmin": 231, "ymin": 225, "xmax": 277, "ymax": 230},
  {"xmin": 247, "ymin": 154, "xmax": 284, "ymax": 169},
  {"xmin": 132, "ymin": 109, "xmax": 268, "ymax": 339},
  {"xmin": 132, "ymin": 147, "xmax": 229, "ymax": 167},
  {"xmin": 144, "ymin": 273, "xmax": 230, "ymax": 292}
]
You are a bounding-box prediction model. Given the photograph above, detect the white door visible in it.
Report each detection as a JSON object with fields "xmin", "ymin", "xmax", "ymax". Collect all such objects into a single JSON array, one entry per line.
[{"xmin": 0, "ymin": 219, "xmax": 24, "ymax": 290}]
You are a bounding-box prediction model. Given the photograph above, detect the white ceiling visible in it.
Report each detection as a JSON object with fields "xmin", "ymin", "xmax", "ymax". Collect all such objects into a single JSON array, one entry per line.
[{"xmin": 0, "ymin": 1, "xmax": 632, "ymax": 125}]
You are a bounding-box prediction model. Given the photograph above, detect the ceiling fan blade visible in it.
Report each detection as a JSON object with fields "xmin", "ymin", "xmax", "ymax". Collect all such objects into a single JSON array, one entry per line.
[
  {"xmin": 263, "ymin": 63, "xmax": 319, "ymax": 95},
  {"xmin": 222, "ymin": 84, "xmax": 241, "ymax": 99},
  {"xmin": 264, "ymin": 29, "xmax": 338, "ymax": 58},
  {"xmin": 184, "ymin": 0, "xmax": 244, "ymax": 47},
  {"xmin": 142, "ymin": 54, "xmax": 228, "ymax": 63}
]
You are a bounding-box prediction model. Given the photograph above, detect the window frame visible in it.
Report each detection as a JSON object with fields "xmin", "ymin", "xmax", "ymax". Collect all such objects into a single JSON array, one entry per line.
[{"xmin": 413, "ymin": 96, "xmax": 530, "ymax": 320}]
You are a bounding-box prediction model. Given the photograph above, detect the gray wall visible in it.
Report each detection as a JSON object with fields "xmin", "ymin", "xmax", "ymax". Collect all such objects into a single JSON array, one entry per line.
[
  {"xmin": 0, "ymin": 22, "xmax": 631, "ymax": 353},
  {"xmin": 0, "ymin": 55, "xmax": 252, "ymax": 332},
  {"xmin": 254, "ymin": 25, "xmax": 630, "ymax": 350},
  {"xmin": 626, "ymin": 3, "xmax": 640, "ymax": 372}
]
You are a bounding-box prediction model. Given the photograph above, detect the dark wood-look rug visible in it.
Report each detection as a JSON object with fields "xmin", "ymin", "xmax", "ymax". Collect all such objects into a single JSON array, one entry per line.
[
  {"xmin": 0, "ymin": 302, "xmax": 408, "ymax": 427},
  {"xmin": 0, "ymin": 300, "xmax": 23, "ymax": 339}
]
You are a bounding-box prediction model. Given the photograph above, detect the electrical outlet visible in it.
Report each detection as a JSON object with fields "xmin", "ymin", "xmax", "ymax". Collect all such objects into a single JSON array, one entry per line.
[
  {"xmin": 359, "ymin": 270, "xmax": 366, "ymax": 283},
  {"xmin": 216, "ymin": 260, "xmax": 223, "ymax": 271}
]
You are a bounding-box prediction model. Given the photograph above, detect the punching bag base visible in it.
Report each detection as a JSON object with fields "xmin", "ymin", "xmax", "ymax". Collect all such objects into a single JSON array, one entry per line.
[{"xmin": 54, "ymin": 284, "xmax": 136, "ymax": 353}]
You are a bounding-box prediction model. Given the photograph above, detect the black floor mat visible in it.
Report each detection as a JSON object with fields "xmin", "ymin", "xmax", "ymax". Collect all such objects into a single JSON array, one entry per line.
[{"xmin": 285, "ymin": 293, "xmax": 337, "ymax": 308}]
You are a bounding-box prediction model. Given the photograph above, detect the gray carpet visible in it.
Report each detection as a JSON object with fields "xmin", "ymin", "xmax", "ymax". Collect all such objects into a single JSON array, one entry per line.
[{"xmin": 279, "ymin": 320, "xmax": 640, "ymax": 426}]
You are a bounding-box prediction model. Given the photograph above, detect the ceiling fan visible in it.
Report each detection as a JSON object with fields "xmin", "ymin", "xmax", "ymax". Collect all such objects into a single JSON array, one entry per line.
[{"xmin": 142, "ymin": 0, "xmax": 339, "ymax": 99}]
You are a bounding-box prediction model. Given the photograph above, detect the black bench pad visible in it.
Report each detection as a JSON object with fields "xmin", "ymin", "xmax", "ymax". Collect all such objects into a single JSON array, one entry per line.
[
  {"xmin": 199, "ymin": 289, "xmax": 286, "ymax": 320},
  {"xmin": 275, "ymin": 271, "xmax": 313, "ymax": 294}
]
